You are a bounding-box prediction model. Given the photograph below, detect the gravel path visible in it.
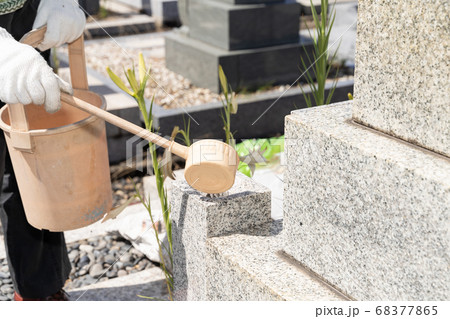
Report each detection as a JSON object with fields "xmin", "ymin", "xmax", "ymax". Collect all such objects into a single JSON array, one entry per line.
[
  {"xmin": 64, "ymin": 234, "xmax": 155, "ymax": 291},
  {"xmin": 0, "ymin": 233, "xmax": 156, "ymax": 301}
]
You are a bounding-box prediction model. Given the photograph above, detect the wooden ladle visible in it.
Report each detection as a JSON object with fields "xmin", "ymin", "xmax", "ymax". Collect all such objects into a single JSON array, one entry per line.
[{"xmin": 62, "ymin": 94, "xmax": 240, "ymax": 194}]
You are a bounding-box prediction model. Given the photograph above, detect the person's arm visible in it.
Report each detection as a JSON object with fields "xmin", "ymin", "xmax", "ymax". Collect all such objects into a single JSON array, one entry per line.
[
  {"xmin": 0, "ymin": 0, "xmax": 86, "ymax": 113},
  {"xmin": 0, "ymin": 27, "xmax": 72, "ymax": 113}
]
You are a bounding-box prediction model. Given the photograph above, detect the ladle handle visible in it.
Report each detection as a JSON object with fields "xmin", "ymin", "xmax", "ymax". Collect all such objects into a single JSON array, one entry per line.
[{"xmin": 60, "ymin": 93, "xmax": 189, "ymax": 159}]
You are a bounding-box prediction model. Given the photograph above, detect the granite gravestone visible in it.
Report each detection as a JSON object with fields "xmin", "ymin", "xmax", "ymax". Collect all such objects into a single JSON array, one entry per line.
[
  {"xmin": 283, "ymin": 0, "xmax": 449, "ymax": 300},
  {"xmin": 166, "ymin": 0, "xmax": 314, "ymax": 92}
]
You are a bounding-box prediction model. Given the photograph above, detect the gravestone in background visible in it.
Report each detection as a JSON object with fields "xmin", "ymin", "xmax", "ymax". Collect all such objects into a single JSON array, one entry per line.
[{"xmin": 166, "ymin": 0, "xmax": 313, "ymax": 92}]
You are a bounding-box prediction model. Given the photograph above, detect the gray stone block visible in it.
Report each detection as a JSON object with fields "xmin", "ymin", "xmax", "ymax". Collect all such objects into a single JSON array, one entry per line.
[
  {"xmin": 206, "ymin": 220, "xmax": 347, "ymax": 300},
  {"xmin": 188, "ymin": 0, "xmax": 300, "ymax": 50},
  {"xmin": 165, "ymin": 32, "xmax": 313, "ymax": 92},
  {"xmin": 151, "ymin": 0, "xmax": 180, "ymax": 26},
  {"xmin": 284, "ymin": 101, "xmax": 450, "ymax": 300},
  {"xmin": 353, "ymin": 0, "xmax": 450, "ymax": 157},
  {"xmin": 170, "ymin": 173, "xmax": 271, "ymax": 300}
]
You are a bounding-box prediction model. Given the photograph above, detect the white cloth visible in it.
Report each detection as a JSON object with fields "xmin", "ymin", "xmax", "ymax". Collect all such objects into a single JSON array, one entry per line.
[
  {"xmin": 0, "ymin": 27, "xmax": 72, "ymax": 113},
  {"xmin": 32, "ymin": 0, "xmax": 86, "ymax": 52}
]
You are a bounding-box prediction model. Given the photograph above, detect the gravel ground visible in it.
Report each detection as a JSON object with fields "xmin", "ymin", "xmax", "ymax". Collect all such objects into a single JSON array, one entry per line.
[
  {"xmin": 64, "ymin": 234, "xmax": 155, "ymax": 291},
  {"xmin": 0, "ymin": 234, "xmax": 156, "ymax": 301},
  {"xmin": 79, "ymin": 42, "xmax": 222, "ymax": 109}
]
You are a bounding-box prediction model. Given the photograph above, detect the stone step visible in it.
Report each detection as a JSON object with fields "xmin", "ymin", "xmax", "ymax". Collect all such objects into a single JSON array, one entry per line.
[
  {"xmin": 206, "ymin": 220, "xmax": 347, "ymax": 300},
  {"xmin": 67, "ymin": 267, "xmax": 169, "ymax": 301},
  {"xmin": 284, "ymin": 101, "xmax": 450, "ymax": 300}
]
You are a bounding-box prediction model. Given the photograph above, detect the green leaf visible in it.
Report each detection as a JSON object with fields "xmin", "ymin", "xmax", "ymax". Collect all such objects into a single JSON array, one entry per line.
[
  {"xmin": 230, "ymin": 92, "xmax": 238, "ymax": 114},
  {"xmin": 238, "ymin": 161, "xmax": 252, "ymax": 177},
  {"xmin": 218, "ymin": 65, "xmax": 228, "ymax": 97},
  {"xmin": 107, "ymin": 67, "xmax": 133, "ymax": 96},
  {"xmin": 138, "ymin": 52, "xmax": 148, "ymax": 87},
  {"xmin": 126, "ymin": 68, "xmax": 140, "ymax": 93}
]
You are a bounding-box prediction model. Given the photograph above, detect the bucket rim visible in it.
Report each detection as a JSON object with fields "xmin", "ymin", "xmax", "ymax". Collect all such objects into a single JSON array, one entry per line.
[{"xmin": 0, "ymin": 91, "xmax": 106, "ymax": 136}]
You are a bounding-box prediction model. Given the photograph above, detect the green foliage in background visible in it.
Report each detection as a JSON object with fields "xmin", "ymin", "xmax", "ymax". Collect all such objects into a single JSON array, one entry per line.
[
  {"xmin": 219, "ymin": 65, "xmax": 238, "ymax": 147},
  {"xmin": 300, "ymin": 0, "xmax": 339, "ymax": 107},
  {"xmin": 236, "ymin": 136, "xmax": 285, "ymax": 177}
]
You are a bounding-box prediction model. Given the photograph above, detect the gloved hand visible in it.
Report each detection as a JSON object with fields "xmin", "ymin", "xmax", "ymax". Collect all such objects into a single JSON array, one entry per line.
[
  {"xmin": 32, "ymin": 0, "xmax": 86, "ymax": 52},
  {"xmin": 0, "ymin": 28, "xmax": 72, "ymax": 113}
]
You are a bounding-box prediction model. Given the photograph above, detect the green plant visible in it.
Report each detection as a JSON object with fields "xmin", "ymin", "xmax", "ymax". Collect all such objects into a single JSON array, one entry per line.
[
  {"xmin": 218, "ymin": 65, "xmax": 238, "ymax": 147},
  {"xmin": 236, "ymin": 136, "xmax": 285, "ymax": 177},
  {"xmin": 300, "ymin": 0, "xmax": 339, "ymax": 107},
  {"xmin": 107, "ymin": 54, "xmax": 173, "ymax": 300},
  {"xmin": 177, "ymin": 116, "xmax": 191, "ymax": 147}
]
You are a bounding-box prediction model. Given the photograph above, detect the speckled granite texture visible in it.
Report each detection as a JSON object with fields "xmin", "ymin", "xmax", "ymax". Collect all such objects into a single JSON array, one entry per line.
[
  {"xmin": 170, "ymin": 172, "xmax": 271, "ymax": 300},
  {"xmin": 353, "ymin": 0, "xmax": 450, "ymax": 157},
  {"xmin": 284, "ymin": 101, "xmax": 450, "ymax": 300},
  {"xmin": 206, "ymin": 220, "xmax": 346, "ymax": 301}
]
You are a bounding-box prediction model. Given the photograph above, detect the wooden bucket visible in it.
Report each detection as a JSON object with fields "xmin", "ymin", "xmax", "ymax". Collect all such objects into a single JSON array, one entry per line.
[{"xmin": 0, "ymin": 36, "xmax": 113, "ymax": 231}]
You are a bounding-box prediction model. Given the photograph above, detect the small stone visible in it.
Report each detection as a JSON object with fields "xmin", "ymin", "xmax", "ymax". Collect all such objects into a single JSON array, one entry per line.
[
  {"xmin": 2, "ymin": 278, "xmax": 12, "ymax": 284},
  {"xmin": 71, "ymin": 243, "xmax": 80, "ymax": 250},
  {"xmin": 114, "ymin": 241, "xmax": 126, "ymax": 248},
  {"xmin": 106, "ymin": 270, "xmax": 117, "ymax": 278},
  {"xmin": 78, "ymin": 255, "xmax": 90, "ymax": 268},
  {"xmin": 114, "ymin": 261, "xmax": 124, "ymax": 269},
  {"xmin": 96, "ymin": 255, "xmax": 105, "ymax": 264},
  {"xmin": 89, "ymin": 263, "xmax": 105, "ymax": 278},
  {"xmin": 79, "ymin": 244, "xmax": 94, "ymax": 253},
  {"xmin": 119, "ymin": 253, "xmax": 132, "ymax": 263},
  {"xmin": 115, "ymin": 190, "xmax": 125, "ymax": 197},
  {"xmin": 96, "ymin": 240, "xmax": 107, "ymax": 250},
  {"xmin": 1, "ymin": 285, "xmax": 13, "ymax": 294},
  {"xmin": 81, "ymin": 275, "xmax": 96, "ymax": 286},
  {"xmin": 68, "ymin": 250, "xmax": 79, "ymax": 261},
  {"xmin": 1, "ymin": 265, "xmax": 9, "ymax": 272},
  {"xmin": 117, "ymin": 270, "xmax": 127, "ymax": 277},
  {"xmin": 0, "ymin": 271, "xmax": 9, "ymax": 279},
  {"xmin": 129, "ymin": 248, "xmax": 144, "ymax": 258},
  {"xmin": 137, "ymin": 259, "xmax": 149, "ymax": 270},
  {"xmin": 0, "ymin": 295, "xmax": 8, "ymax": 301},
  {"xmin": 78, "ymin": 269, "xmax": 87, "ymax": 276},
  {"xmin": 104, "ymin": 255, "xmax": 116, "ymax": 265}
]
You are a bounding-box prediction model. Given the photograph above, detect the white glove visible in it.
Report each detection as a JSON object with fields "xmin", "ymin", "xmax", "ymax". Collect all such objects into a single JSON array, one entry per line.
[
  {"xmin": 32, "ymin": 0, "xmax": 86, "ymax": 52},
  {"xmin": 0, "ymin": 28, "xmax": 73, "ymax": 113}
]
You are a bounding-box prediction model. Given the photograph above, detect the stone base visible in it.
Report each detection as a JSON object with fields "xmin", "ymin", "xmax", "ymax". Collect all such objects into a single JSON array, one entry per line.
[
  {"xmin": 284, "ymin": 101, "xmax": 450, "ymax": 300},
  {"xmin": 165, "ymin": 32, "xmax": 313, "ymax": 92},
  {"xmin": 188, "ymin": 0, "xmax": 300, "ymax": 50},
  {"xmin": 151, "ymin": 0, "xmax": 180, "ymax": 26},
  {"xmin": 207, "ymin": 220, "xmax": 346, "ymax": 300},
  {"xmin": 170, "ymin": 173, "xmax": 272, "ymax": 300}
]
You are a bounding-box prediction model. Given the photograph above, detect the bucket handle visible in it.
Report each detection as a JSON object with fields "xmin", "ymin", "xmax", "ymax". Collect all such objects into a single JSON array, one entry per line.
[{"xmin": 8, "ymin": 26, "xmax": 88, "ymax": 152}]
